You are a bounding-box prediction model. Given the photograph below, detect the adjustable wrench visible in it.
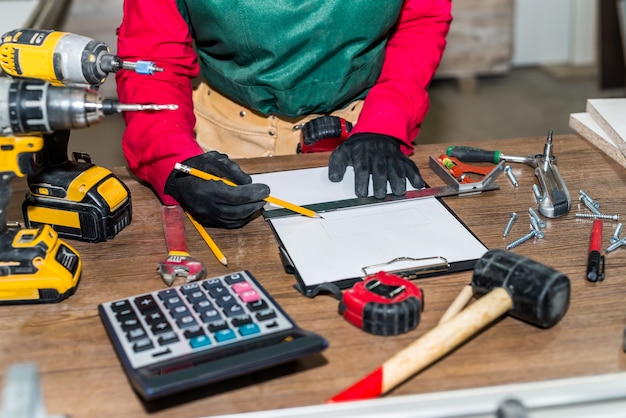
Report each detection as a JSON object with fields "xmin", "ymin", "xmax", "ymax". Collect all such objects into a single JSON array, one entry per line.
[{"xmin": 156, "ymin": 205, "xmax": 206, "ymax": 286}]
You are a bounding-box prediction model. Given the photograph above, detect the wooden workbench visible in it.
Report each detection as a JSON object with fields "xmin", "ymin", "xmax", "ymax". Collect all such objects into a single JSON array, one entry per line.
[{"xmin": 3, "ymin": 134, "xmax": 626, "ymax": 417}]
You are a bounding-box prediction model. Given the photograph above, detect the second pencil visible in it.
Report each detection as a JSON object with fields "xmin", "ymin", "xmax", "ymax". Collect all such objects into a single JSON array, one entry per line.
[{"xmin": 186, "ymin": 212, "xmax": 228, "ymax": 266}]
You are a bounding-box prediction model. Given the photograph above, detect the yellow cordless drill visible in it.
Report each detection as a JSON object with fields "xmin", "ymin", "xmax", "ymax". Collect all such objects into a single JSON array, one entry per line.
[
  {"xmin": 0, "ymin": 29, "xmax": 172, "ymax": 243},
  {"xmin": 0, "ymin": 28, "xmax": 162, "ymax": 86},
  {"xmin": 0, "ymin": 77, "xmax": 175, "ymax": 242}
]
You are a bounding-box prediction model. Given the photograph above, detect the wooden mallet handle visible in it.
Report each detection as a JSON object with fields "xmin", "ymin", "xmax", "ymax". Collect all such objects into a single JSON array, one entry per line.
[{"xmin": 438, "ymin": 284, "xmax": 473, "ymax": 324}]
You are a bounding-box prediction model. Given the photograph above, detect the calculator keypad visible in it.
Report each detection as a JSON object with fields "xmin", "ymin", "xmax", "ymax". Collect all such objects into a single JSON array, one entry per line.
[{"xmin": 101, "ymin": 272, "xmax": 293, "ymax": 369}]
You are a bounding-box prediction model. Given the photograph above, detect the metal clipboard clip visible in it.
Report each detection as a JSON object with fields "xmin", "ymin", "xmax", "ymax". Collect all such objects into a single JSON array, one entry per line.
[{"xmin": 361, "ymin": 256, "xmax": 450, "ymax": 280}]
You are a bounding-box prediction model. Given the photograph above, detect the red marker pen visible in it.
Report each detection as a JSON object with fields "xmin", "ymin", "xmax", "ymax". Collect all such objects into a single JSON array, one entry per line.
[{"xmin": 586, "ymin": 219, "xmax": 605, "ymax": 282}]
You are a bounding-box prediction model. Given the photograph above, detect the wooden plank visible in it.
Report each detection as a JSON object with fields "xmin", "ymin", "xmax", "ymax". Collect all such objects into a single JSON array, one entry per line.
[
  {"xmin": 568, "ymin": 112, "xmax": 626, "ymax": 168},
  {"xmin": 586, "ymin": 98, "xmax": 626, "ymax": 157}
]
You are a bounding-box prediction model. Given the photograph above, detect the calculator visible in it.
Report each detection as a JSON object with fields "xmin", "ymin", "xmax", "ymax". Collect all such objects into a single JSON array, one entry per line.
[{"xmin": 98, "ymin": 270, "xmax": 328, "ymax": 400}]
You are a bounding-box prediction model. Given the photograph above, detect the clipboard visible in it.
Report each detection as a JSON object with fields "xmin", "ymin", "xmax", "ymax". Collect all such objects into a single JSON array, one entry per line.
[{"xmin": 252, "ymin": 167, "xmax": 490, "ymax": 297}]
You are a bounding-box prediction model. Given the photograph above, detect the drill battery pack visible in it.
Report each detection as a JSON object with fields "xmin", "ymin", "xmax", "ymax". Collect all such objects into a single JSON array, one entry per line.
[
  {"xmin": 0, "ymin": 224, "xmax": 81, "ymax": 304},
  {"xmin": 22, "ymin": 162, "xmax": 132, "ymax": 243}
]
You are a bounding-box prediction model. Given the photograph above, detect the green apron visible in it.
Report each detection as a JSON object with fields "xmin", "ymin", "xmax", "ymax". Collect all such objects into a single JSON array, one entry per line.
[{"xmin": 176, "ymin": 0, "xmax": 403, "ymax": 117}]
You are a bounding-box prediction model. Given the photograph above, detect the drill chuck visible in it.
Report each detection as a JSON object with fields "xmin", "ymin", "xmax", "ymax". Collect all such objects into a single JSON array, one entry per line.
[
  {"xmin": 0, "ymin": 78, "xmax": 106, "ymax": 135},
  {"xmin": 0, "ymin": 78, "xmax": 177, "ymax": 136},
  {"xmin": 99, "ymin": 55, "xmax": 162, "ymax": 76}
]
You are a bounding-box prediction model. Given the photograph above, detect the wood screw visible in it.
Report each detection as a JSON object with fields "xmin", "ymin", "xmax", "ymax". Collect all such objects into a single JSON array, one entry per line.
[
  {"xmin": 503, "ymin": 212, "xmax": 518, "ymax": 237},
  {"xmin": 505, "ymin": 229, "xmax": 537, "ymax": 250}
]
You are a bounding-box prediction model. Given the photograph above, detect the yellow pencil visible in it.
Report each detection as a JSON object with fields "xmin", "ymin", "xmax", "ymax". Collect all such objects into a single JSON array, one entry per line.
[
  {"xmin": 174, "ymin": 163, "xmax": 321, "ymax": 219},
  {"xmin": 185, "ymin": 212, "xmax": 228, "ymax": 266}
]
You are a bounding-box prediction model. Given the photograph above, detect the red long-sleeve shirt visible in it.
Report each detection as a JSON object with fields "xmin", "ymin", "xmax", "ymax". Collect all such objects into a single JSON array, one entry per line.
[{"xmin": 116, "ymin": 0, "xmax": 451, "ymax": 205}]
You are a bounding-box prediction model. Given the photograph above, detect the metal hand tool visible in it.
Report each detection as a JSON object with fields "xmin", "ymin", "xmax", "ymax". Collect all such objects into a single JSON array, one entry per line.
[
  {"xmin": 156, "ymin": 205, "xmax": 206, "ymax": 286},
  {"xmin": 446, "ymin": 131, "xmax": 571, "ymax": 217},
  {"xmin": 438, "ymin": 154, "xmax": 499, "ymax": 183},
  {"xmin": 428, "ymin": 155, "xmax": 506, "ymax": 193}
]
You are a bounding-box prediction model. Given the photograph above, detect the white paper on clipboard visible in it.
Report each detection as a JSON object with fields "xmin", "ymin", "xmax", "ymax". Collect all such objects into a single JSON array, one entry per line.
[{"xmin": 251, "ymin": 167, "xmax": 488, "ymax": 293}]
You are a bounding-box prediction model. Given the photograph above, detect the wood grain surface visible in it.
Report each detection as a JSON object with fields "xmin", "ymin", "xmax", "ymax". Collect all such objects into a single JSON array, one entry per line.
[{"xmin": 3, "ymin": 134, "xmax": 626, "ymax": 417}]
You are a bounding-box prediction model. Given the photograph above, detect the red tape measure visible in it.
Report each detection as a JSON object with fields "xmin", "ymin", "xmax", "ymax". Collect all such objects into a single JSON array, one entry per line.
[{"xmin": 339, "ymin": 271, "xmax": 424, "ymax": 336}]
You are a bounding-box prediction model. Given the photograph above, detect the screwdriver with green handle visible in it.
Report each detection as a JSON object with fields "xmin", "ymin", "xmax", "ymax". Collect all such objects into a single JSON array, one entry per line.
[{"xmin": 445, "ymin": 145, "xmax": 536, "ymax": 165}]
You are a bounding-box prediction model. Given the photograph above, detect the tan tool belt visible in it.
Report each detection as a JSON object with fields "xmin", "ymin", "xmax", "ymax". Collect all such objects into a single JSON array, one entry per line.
[{"xmin": 192, "ymin": 82, "xmax": 364, "ymax": 158}]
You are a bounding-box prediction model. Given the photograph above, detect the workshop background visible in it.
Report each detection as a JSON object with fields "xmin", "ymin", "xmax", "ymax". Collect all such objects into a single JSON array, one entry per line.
[{"xmin": 7, "ymin": 0, "xmax": 626, "ymax": 168}]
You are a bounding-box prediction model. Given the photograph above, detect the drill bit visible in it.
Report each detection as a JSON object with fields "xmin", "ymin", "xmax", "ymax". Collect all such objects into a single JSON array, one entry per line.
[
  {"xmin": 115, "ymin": 103, "xmax": 179, "ymax": 112},
  {"xmin": 99, "ymin": 100, "xmax": 178, "ymax": 114}
]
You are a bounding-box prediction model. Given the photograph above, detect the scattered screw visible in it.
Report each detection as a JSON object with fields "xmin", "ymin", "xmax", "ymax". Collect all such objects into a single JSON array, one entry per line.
[
  {"xmin": 506, "ymin": 229, "xmax": 537, "ymax": 250},
  {"xmin": 503, "ymin": 212, "xmax": 518, "ymax": 237},
  {"xmin": 575, "ymin": 212, "xmax": 620, "ymax": 221},
  {"xmin": 504, "ymin": 165, "xmax": 518, "ymax": 188},
  {"xmin": 529, "ymin": 217, "xmax": 545, "ymax": 238},
  {"xmin": 579, "ymin": 189, "xmax": 600, "ymax": 208},
  {"xmin": 611, "ymin": 223, "xmax": 623, "ymax": 244},
  {"xmin": 528, "ymin": 207, "xmax": 546, "ymax": 229},
  {"xmin": 532, "ymin": 184, "xmax": 543, "ymax": 202},
  {"xmin": 580, "ymin": 195, "xmax": 603, "ymax": 215},
  {"xmin": 606, "ymin": 236, "xmax": 626, "ymax": 252}
]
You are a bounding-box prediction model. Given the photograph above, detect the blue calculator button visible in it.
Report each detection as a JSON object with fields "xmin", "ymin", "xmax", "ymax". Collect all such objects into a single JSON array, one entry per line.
[
  {"xmin": 190, "ymin": 335, "xmax": 212, "ymax": 349},
  {"xmin": 238, "ymin": 323, "xmax": 260, "ymax": 337},
  {"xmin": 214, "ymin": 329, "xmax": 237, "ymax": 342}
]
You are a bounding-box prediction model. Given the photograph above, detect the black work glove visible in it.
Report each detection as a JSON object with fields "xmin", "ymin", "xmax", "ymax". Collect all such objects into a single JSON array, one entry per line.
[
  {"xmin": 164, "ymin": 151, "xmax": 270, "ymax": 229},
  {"xmin": 328, "ymin": 133, "xmax": 425, "ymax": 199}
]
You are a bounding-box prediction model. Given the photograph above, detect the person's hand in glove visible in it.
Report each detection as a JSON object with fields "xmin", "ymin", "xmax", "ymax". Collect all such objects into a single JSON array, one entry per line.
[
  {"xmin": 328, "ymin": 133, "xmax": 425, "ymax": 199},
  {"xmin": 164, "ymin": 151, "xmax": 270, "ymax": 229}
]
